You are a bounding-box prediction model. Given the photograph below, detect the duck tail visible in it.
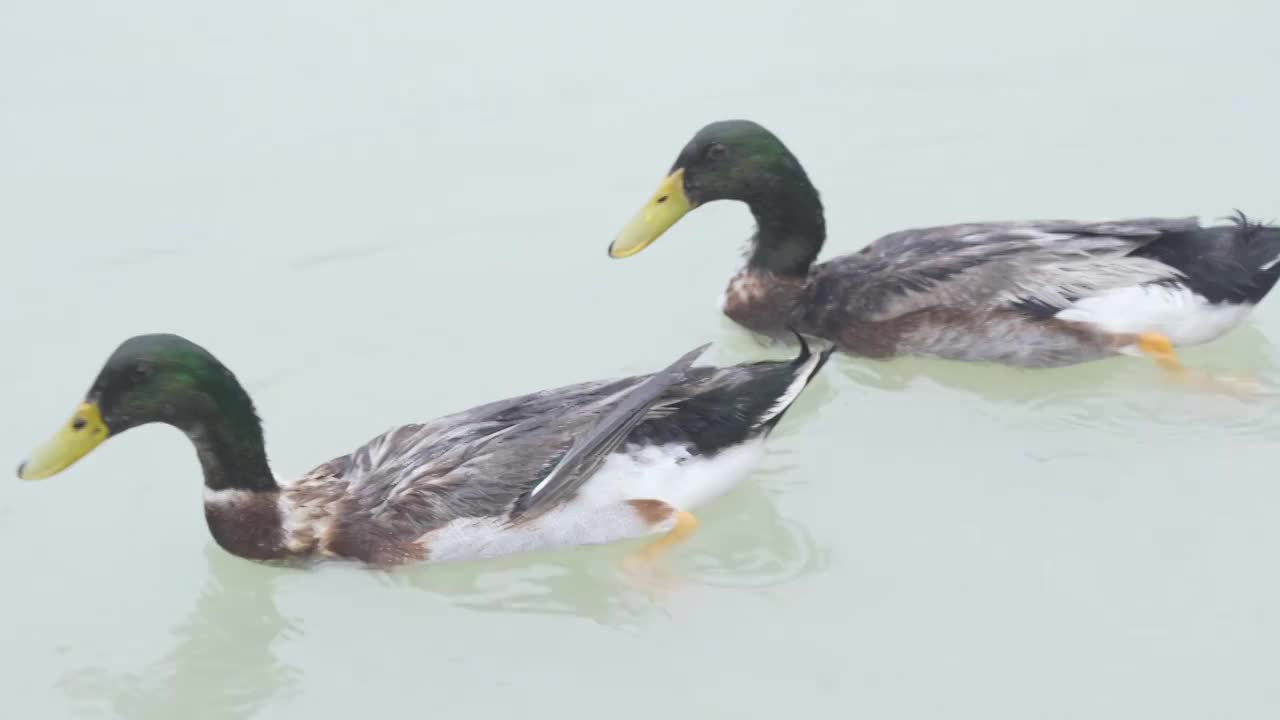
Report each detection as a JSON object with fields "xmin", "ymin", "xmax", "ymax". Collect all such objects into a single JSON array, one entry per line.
[
  {"xmin": 787, "ymin": 327, "xmax": 836, "ymax": 378},
  {"xmin": 1225, "ymin": 210, "xmax": 1280, "ymax": 276},
  {"xmin": 751, "ymin": 328, "xmax": 834, "ymax": 431}
]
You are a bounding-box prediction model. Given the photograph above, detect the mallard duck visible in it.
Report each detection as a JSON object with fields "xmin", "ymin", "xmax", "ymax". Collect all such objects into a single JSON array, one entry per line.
[
  {"xmin": 16, "ymin": 333, "xmax": 830, "ymax": 568},
  {"xmin": 609, "ymin": 119, "xmax": 1280, "ymax": 373}
]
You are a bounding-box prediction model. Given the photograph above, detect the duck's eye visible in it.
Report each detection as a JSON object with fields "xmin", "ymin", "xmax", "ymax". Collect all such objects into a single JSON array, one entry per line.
[
  {"xmin": 131, "ymin": 363, "xmax": 155, "ymax": 383},
  {"xmin": 705, "ymin": 143, "xmax": 728, "ymax": 161}
]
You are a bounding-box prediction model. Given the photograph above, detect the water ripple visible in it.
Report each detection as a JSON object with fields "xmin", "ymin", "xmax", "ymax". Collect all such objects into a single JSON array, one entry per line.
[{"xmin": 59, "ymin": 548, "xmax": 298, "ymax": 720}]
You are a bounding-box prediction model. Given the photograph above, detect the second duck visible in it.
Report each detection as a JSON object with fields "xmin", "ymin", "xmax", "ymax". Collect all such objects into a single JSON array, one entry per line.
[{"xmin": 610, "ymin": 119, "xmax": 1280, "ymax": 373}]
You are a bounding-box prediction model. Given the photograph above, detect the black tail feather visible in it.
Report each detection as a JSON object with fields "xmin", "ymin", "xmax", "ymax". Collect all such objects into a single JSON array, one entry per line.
[{"xmin": 786, "ymin": 326, "xmax": 836, "ymax": 376}]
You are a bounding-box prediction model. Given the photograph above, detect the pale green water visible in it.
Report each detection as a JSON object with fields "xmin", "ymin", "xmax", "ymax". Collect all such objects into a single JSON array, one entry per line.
[{"xmin": 3, "ymin": 1, "xmax": 1280, "ymax": 718}]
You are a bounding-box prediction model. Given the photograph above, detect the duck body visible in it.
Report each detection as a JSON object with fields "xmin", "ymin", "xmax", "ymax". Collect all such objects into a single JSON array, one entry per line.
[
  {"xmin": 611, "ymin": 119, "xmax": 1280, "ymax": 369},
  {"xmin": 20, "ymin": 333, "xmax": 830, "ymax": 568},
  {"xmin": 221, "ymin": 350, "xmax": 826, "ymax": 566},
  {"xmin": 722, "ymin": 215, "xmax": 1280, "ymax": 368}
]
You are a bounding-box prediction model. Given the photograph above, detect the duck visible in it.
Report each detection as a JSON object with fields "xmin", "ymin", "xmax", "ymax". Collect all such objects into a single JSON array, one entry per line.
[
  {"xmin": 16, "ymin": 333, "xmax": 830, "ymax": 568},
  {"xmin": 608, "ymin": 119, "xmax": 1280, "ymax": 375}
]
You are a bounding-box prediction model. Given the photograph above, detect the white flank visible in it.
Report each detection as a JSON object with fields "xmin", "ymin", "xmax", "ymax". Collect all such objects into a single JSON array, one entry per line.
[
  {"xmin": 1261, "ymin": 253, "xmax": 1280, "ymax": 271},
  {"xmin": 416, "ymin": 505, "xmax": 663, "ymax": 564},
  {"xmin": 1055, "ymin": 283, "xmax": 1253, "ymax": 349},
  {"xmin": 575, "ymin": 439, "xmax": 766, "ymax": 511},
  {"xmin": 419, "ymin": 439, "xmax": 767, "ymax": 563}
]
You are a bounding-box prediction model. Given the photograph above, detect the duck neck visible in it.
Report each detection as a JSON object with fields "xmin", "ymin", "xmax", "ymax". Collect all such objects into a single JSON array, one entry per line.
[
  {"xmin": 745, "ymin": 181, "xmax": 826, "ymax": 278},
  {"xmin": 179, "ymin": 377, "xmax": 277, "ymax": 494}
]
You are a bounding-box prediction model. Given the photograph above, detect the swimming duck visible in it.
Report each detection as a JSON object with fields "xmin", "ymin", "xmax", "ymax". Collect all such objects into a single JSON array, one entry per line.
[
  {"xmin": 16, "ymin": 333, "xmax": 830, "ymax": 568},
  {"xmin": 609, "ymin": 120, "xmax": 1280, "ymax": 372}
]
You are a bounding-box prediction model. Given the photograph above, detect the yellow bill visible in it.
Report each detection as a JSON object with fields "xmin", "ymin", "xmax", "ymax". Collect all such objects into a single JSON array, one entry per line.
[
  {"xmin": 18, "ymin": 402, "xmax": 109, "ymax": 480},
  {"xmin": 609, "ymin": 168, "xmax": 694, "ymax": 258}
]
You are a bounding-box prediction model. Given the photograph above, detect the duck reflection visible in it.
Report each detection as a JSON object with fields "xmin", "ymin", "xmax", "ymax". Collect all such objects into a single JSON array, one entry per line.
[
  {"xmin": 59, "ymin": 474, "xmax": 832, "ymax": 717},
  {"xmin": 719, "ymin": 317, "xmax": 1279, "ymax": 403},
  {"xmin": 717, "ymin": 313, "xmax": 1280, "ymax": 415},
  {"xmin": 60, "ymin": 547, "xmax": 297, "ymax": 720}
]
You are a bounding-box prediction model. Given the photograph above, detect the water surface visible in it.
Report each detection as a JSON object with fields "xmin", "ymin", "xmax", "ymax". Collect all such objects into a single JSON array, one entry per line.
[{"xmin": 3, "ymin": 1, "xmax": 1280, "ymax": 718}]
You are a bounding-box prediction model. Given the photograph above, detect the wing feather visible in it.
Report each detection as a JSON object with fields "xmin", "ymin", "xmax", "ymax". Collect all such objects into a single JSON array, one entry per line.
[
  {"xmin": 805, "ymin": 218, "xmax": 1198, "ymax": 322},
  {"xmin": 509, "ymin": 342, "xmax": 710, "ymax": 520}
]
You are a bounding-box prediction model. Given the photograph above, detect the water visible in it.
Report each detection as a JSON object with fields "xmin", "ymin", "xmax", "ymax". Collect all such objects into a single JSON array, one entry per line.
[{"xmin": 3, "ymin": 1, "xmax": 1280, "ymax": 717}]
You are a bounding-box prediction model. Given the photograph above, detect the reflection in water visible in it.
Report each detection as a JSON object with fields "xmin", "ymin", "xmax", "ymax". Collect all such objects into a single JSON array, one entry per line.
[
  {"xmin": 835, "ymin": 325, "xmax": 1278, "ymax": 400},
  {"xmin": 384, "ymin": 550, "xmax": 663, "ymax": 627},
  {"xmin": 833, "ymin": 325, "xmax": 1280, "ymax": 444},
  {"xmin": 382, "ymin": 475, "xmax": 829, "ymax": 627},
  {"xmin": 686, "ymin": 484, "xmax": 832, "ymax": 590},
  {"xmin": 60, "ymin": 547, "xmax": 298, "ymax": 720},
  {"xmin": 46, "ymin": 479, "xmax": 825, "ymax": 715},
  {"xmin": 712, "ymin": 312, "xmax": 1279, "ymax": 403},
  {"xmin": 714, "ymin": 318, "xmax": 1280, "ymax": 453}
]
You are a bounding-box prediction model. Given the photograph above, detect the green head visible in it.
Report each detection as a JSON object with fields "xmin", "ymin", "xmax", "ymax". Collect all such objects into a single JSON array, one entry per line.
[
  {"xmin": 609, "ymin": 120, "xmax": 824, "ymax": 272},
  {"xmin": 17, "ymin": 334, "xmax": 261, "ymax": 481}
]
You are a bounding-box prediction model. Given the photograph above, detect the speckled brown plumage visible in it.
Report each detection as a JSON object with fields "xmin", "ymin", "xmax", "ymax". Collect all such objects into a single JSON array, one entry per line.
[
  {"xmin": 204, "ymin": 492, "xmax": 285, "ymax": 562},
  {"xmin": 726, "ymin": 268, "xmax": 1125, "ymax": 367}
]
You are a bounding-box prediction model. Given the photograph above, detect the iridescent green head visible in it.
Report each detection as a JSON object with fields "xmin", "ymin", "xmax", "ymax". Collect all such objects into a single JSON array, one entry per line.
[
  {"xmin": 17, "ymin": 334, "xmax": 259, "ymax": 480},
  {"xmin": 610, "ymin": 120, "xmax": 823, "ymax": 271}
]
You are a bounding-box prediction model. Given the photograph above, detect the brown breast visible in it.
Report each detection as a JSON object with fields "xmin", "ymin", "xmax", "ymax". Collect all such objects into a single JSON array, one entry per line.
[{"xmin": 721, "ymin": 270, "xmax": 808, "ymax": 337}]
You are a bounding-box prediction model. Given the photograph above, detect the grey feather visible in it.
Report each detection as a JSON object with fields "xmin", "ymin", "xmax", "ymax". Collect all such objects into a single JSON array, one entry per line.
[
  {"xmin": 807, "ymin": 218, "xmax": 1198, "ymax": 321},
  {"xmin": 289, "ymin": 343, "xmax": 815, "ymax": 550},
  {"xmin": 512, "ymin": 342, "xmax": 710, "ymax": 520}
]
